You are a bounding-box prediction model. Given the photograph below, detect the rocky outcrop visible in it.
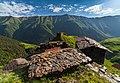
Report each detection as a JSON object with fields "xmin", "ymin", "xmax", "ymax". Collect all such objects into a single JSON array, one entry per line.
[
  {"xmin": 4, "ymin": 58, "xmax": 28, "ymax": 71},
  {"xmin": 28, "ymin": 48, "xmax": 92, "ymax": 78}
]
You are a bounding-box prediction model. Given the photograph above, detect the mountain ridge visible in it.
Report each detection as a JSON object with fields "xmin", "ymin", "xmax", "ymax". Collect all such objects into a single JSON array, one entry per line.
[{"xmin": 0, "ymin": 14, "xmax": 120, "ymax": 44}]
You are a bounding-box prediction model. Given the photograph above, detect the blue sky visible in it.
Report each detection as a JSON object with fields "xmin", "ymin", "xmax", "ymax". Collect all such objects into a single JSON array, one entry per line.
[{"xmin": 0, "ymin": 0, "xmax": 120, "ymax": 17}]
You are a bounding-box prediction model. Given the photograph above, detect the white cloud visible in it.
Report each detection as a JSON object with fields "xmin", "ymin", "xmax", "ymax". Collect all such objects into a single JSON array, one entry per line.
[
  {"xmin": 63, "ymin": 8, "xmax": 72, "ymax": 12},
  {"xmin": 0, "ymin": 1, "xmax": 34, "ymax": 17},
  {"xmin": 35, "ymin": 6, "xmax": 41, "ymax": 8},
  {"xmin": 48, "ymin": 6, "xmax": 54, "ymax": 10},
  {"xmin": 52, "ymin": 7, "xmax": 63, "ymax": 12},
  {"xmin": 75, "ymin": 9, "xmax": 82, "ymax": 12},
  {"xmin": 11, "ymin": 1, "xmax": 16, "ymax": 5},
  {"xmin": 47, "ymin": 4, "xmax": 85, "ymax": 13},
  {"xmin": 115, "ymin": 9, "xmax": 120, "ymax": 12},
  {"xmin": 48, "ymin": 4, "xmax": 54, "ymax": 9},
  {"xmin": 61, "ymin": 4, "xmax": 66, "ymax": 7},
  {"xmin": 79, "ymin": 6, "xmax": 86, "ymax": 9},
  {"xmin": 48, "ymin": 4, "xmax": 63, "ymax": 12},
  {"xmin": 84, "ymin": 4, "xmax": 120, "ymax": 15},
  {"xmin": 48, "ymin": 4, "xmax": 54, "ymax": 7}
]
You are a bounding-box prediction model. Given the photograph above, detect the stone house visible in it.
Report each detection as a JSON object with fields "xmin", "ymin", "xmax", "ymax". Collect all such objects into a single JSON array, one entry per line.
[{"xmin": 76, "ymin": 36, "xmax": 111, "ymax": 64}]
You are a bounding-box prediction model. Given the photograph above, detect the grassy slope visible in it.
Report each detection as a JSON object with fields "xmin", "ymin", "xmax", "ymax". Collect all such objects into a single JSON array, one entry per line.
[
  {"xmin": 101, "ymin": 37, "xmax": 120, "ymax": 63},
  {"xmin": 61, "ymin": 35, "xmax": 78, "ymax": 48},
  {"xmin": 20, "ymin": 42, "xmax": 38, "ymax": 49},
  {"xmin": 0, "ymin": 66, "xmax": 22, "ymax": 83},
  {"xmin": 0, "ymin": 35, "xmax": 26, "ymax": 66},
  {"xmin": 52, "ymin": 33, "xmax": 78, "ymax": 48},
  {"xmin": 0, "ymin": 65, "xmax": 109, "ymax": 83},
  {"xmin": 0, "ymin": 35, "xmax": 38, "ymax": 66},
  {"xmin": 101, "ymin": 38, "xmax": 120, "ymax": 75},
  {"xmin": 104, "ymin": 59, "xmax": 120, "ymax": 76},
  {"xmin": 0, "ymin": 34, "xmax": 110, "ymax": 83}
]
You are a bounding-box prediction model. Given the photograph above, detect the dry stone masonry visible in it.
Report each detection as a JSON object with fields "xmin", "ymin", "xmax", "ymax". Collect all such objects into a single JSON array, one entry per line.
[
  {"xmin": 76, "ymin": 36, "xmax": 111, "ymax": 64},
  {"xmin": 4, "ymin": 36, "xmax": 112, "ymax": 79},
  {"xmin": 28, "ymin": 48, "xmax": 92, "ymax": 78}
]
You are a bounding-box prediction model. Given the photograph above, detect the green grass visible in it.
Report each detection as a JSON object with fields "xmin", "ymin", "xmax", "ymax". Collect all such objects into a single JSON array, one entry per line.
[
  {"xmin": 101, "ymin": 38, "xmax": 120, "ymax": 76},
  {"xmin": 56, "ymin": 65, "xmax": 109, "ymax": 83},
  {"xmin": 0, "ymin": 50, "xmax": 13, "ymax": 66},
  {"xmin": 100, "ymin": 37, "xmax": 120, "ymax": 52},
  {"xmin": 0, "ymin": 35, "xmax": 39, "ymax": 66},
  {"xmin": 13, "ymin": 65, "xmax": 109, "ymax": 83},
  {"xmin": 0, "ymin": 66, "xmax": 22, "ymax": 83},
  {"xmin": 52, "ymin": 33, "xmax": 78, "ymax": 48},
  {"xmin": 0, "ymin": 64, "xmax": 110, "ymax": 83},
  {"xmin": 20, "ymin": 42, "xmax": 38, "ymax": 49},
  {"xmin": 0, "ymin": 35, "xmax": 26, "ymax": 66},
  {"xmin": 101, "ymin": 37, "xmax": 120, "ymax": 63},
  {"xmin": 62, "ymin": 35, "xmax": 78, "ymax": 48},
  {"xmin": 104, "ymin": 59, "xmax": 120, "ymax": 76}
]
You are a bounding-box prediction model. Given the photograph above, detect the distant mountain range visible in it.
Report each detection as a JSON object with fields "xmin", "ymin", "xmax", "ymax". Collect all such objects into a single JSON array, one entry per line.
[{"xmin": 0, "ymin": 14, "xmax": 120, "ymax": 44}]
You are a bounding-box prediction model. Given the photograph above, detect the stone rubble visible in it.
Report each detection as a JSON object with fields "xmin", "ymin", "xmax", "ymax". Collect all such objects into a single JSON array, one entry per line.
[
  {"xmin": 86, "ymin": 63, "xmax": 120, "ymax": 83},
  {"xmin": 28, "ymin": 48, "xmax": 92, "ymax": 78}
]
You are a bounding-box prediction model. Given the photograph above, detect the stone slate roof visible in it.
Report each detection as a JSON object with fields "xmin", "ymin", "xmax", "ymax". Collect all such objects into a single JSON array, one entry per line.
[
  {"xmin": 28, "ymin": 48, "xmax": 91, "ymax": 78},
  {"xmin": 76, "ymin": 36, "xmax": 111, "ymax": 52}
]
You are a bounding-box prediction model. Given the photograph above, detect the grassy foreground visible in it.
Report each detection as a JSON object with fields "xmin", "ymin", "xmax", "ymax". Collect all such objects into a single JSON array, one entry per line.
[{"xmin": 0, "ymin": 65, "xmax": 109, "ymax": 83}]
